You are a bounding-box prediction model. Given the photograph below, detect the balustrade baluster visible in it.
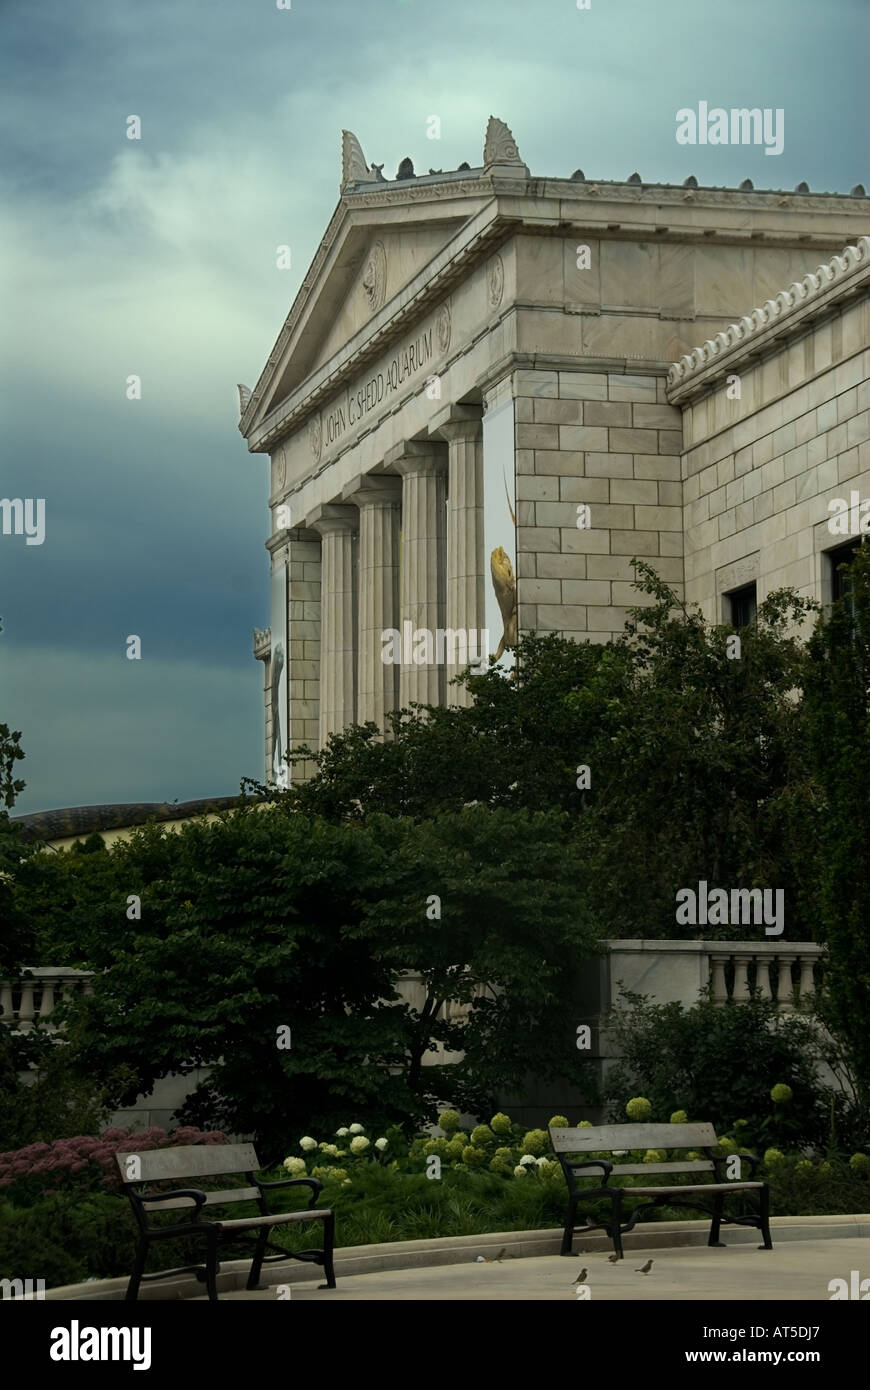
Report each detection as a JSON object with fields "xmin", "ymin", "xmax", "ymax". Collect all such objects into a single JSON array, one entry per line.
[
  {"xmin": 776, "ymin": 955, "xmax": 797, "ymax": 1011},
  {"xmin": 38, "ymin": 978, "xmax": 56, "ymax": 1023},
  {"xmin": 732, "ymin": 953, "xmax": 751, "ymax": 1002},
  {"xmin": 797, "ymin": 954, "xmax": 816, "ymax": 1010},
  {"xmin": 710, "ymin": 954, "xmax": 730, "ymax": 1005},
  {"xmin": 17, "ymin": 980, "xmax": 36, "ymax": 1033}
]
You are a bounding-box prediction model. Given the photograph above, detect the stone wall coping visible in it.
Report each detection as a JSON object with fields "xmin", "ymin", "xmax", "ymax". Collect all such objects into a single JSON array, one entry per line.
[
  {"xmin": 667, "ymin": 236, "xmax": 870, "ymax": 399},
  {"xmin": 603, "ymin": 939, "xmax": 824, "ymax": 954}
]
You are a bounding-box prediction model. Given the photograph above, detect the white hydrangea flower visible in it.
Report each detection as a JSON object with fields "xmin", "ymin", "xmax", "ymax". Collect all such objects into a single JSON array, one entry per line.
[
  {"xmin": 513, "ymin": 1165, "xmax": 528, "ymax": 1177},
  {"xmin": 349, "ymin": 1136, "xmax": 370, "ymax": 1154},
  {"xmin": 299, "ymin": 1136, "xmax": 317, "ymax": 1151},
  {"xmin": 535, "ymin": 1156, "xmax": 548, "ymax": 1167},
  {"xmin": 283, "ymin": 1156, "xmax": 307, "ymax": 1175},
  {"xmin": 348, "ymin": 1124, "xmax": 365, "ymax": 1135},
  {"xmin": 375, "ymin": 1137, "xmax": 388, "ymax": 1151},
  {"xmin": 319, "ymin": 1143, "xmax": 340, "ymax": 1156},
  {"xmin": 341, "ymin": 1179, "xmax": 352, "ymax": 1186},
  {"xmin": 335, "ymin": 1127, "xmax": 349, "ymax": 1137},
  {"xmin": 519, "ymin": 1154, "xmax": 536, "ymax": 1166}
]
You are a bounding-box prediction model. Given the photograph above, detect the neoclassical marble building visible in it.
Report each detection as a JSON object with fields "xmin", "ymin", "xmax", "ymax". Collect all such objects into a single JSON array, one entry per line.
[{"xmin": 241, "ymin": 118, "xmax": 869, "ymax": 784}]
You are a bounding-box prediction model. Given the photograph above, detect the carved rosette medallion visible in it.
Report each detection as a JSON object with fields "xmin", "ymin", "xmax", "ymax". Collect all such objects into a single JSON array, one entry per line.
[
  {"xmin": 488, "ymin": 254, "xmax": 504, "ymax": 309},
  {"xmin": 309, "ymin": 414, "xmax": 322, "ymax": 462},
  {"xmin": 436, "ymin": 302, "xmax": 451, "ymax": 354},
  {"xmin": 362, "ymin": 240, "xmax": 387, "ymax": 313}
]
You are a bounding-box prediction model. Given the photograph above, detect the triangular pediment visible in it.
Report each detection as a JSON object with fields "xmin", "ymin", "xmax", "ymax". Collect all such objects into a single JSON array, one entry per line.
[{"xmin": 242, "ymin": 180, "xmax": 492, "ymax": 440}]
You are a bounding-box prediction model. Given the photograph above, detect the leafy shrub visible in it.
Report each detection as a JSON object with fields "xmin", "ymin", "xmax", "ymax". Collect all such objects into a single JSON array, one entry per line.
[
  {"xmin": 0, "ymin": 1126, "xmax": 229, "ymax": 1208},
  {"xmin": 604, "ymin": 995, "xmax": 860, "ymax": 1150}
]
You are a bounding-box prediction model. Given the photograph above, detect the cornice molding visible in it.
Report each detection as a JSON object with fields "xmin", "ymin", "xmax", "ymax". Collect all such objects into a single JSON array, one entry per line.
[
  {"xmin": 239, "ymin": 152, "xmax": 869, "ymax": 443},
  {"xmin": 667, "ymin": 236, "xmax": 870, "ymax": 398}
]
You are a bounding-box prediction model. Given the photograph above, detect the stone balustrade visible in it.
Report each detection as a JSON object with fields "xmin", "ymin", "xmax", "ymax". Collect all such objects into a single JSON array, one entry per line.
[
  {"xmin": 601, "ymin": 940, "xmax": 825, "ymax": 1012},
  {"xmin": 0, "ymin": 968, "xmax": 94, "ymax": 1033}
]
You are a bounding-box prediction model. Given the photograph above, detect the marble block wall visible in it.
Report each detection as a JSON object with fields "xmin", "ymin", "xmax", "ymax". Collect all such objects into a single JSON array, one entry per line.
[
  {"xmin": 514, "ymin": 367, "xmax": 684, "ymax": 642},
  {"xmin": 675, "ymin": 258, "xmax": 870, "ymax": 620}
]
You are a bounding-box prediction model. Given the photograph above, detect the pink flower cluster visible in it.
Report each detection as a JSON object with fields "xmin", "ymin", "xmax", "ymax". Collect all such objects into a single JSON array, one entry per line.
[{"xmin": 0, "ymin": 1126, "xmax": 229, "ymax": 1197}]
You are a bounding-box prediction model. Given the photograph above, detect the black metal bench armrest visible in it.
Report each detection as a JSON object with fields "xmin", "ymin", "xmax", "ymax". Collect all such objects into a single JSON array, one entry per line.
[
  {"xmin": 128, "ymin": 1188, "xmax": 208, "ymax": 1225},
  {"xmin": 562, "ymin": 1158, "xmax": 614, "ymax": 1192},
  {"xmin": 256, "ymin": 1176, "xmax": 324, "ymax": 1210},
  {"xmin": 738, "ymin": 1151, "xmax": 762, "ymax": 1179},
  {"xmin": 706, "ymin": 1146, "xmax": 762, "ymax": 1181}
]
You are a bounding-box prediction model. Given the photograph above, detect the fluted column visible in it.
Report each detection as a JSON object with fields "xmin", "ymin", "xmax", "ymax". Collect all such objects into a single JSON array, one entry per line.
[
  {"xmin": 387, "ymin": 441, "xmax": 447, "ymax": 709},
  {"xmin": 343, "ymin": 474, "xmax": 401, "ymax": 731},
  {"xmin": 308, "ymin": 504, "xmax": 358, "ymax": 743},
  {"xmin": 432, "ymin": 406, "xmax": 484, "ymax": 705}
]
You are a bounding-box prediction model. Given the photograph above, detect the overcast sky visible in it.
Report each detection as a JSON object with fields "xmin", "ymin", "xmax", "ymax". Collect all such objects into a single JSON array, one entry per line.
[{"xmin": 0, "ymin": 0, "xmax": 864, "ymax": 815}]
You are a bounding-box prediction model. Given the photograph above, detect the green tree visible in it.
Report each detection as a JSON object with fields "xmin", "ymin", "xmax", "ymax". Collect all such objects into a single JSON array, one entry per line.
[
  {"xmin": 803, "ymin": 543, "xmax": 870, "ymax": 1108},
  {"xmin": 20, "ymin": 803, "xmax": 597, "ymax": 1154},
  {"xmin": 0, "ymin": 616, "xmax": 31, "ymax": 971},
  {"xmin": 253, "ymin": 565, "xmax": 817, "ymax": 940}
]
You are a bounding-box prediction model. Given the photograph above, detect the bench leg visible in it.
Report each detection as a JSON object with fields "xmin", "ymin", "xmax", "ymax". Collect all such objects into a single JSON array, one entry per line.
[
  {"xmin": 205, "ymin": 1230, "xmax": 220, "ymax": 1302},
  {"xmin": 708, "ymin": 1191, "xmax": 726, "ymax": 1247},
  {"xmin": 757, "ymin": 1185, "xmax": 773, "ymax": 1250},
  {"xmin": 560, "ymin": 1200, "xmax": 577, "ymax": 1256},
  {"xmin": 125, "ymin": 1238, "xmax": 148, "ymax": 1302},
  {"xmin": 246, "ymin": 1229, "xmax": 270, "ymax": 1291},
  {"xmin": 319, "ymin": 1213, "xmax": 336, "ymax": 1289},
  {"xmin": 610, "ymin": 1190, "xmax": 624, "ymax": 1259}
]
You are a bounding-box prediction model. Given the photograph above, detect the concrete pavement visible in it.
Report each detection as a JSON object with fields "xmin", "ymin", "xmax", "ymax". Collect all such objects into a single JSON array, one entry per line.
[{"xmin": 189, "ymin": 1237, "xmax": 868, "ymax": 1301}]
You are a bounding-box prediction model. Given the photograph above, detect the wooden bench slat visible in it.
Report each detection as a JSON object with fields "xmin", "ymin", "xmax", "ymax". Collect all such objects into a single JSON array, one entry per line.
[
  {"xmin": 214, "ymin": 1210, "xmax": 333, "ymax": 1232},
  {"xmin": 606, "ymin": 1161, "xmax": 714, "ymax": 1176},
  {"xmin": 142, "ymin": 1187, "xmax": 260, "ymax": 1211},
  {"xmin": 549, "ymin": 1123, "xmax": 717, "ymax": 1151},
  {"xmin": 116, "ymin": 1144, "xmax": 259, "ymax": 1182},
  {"xmin": 627, "ymin": 1182, "xmax": 764, "ymax": 1194}
]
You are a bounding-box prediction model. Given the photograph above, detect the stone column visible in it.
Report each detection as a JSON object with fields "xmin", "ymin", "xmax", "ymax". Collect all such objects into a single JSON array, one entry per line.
[
  {"xmin": 431, "ymin": 405, "xmax": 484, "ymax": 705},
  {"xmin": 252, "ymin": 626, "xmax": 272, "ymax": 784},
  {"xmin": 343, "ymin": 474, "xmax": 401, "ymax": 731},
  {"xmin": 386, "ymin": 441, "xmax": 447, "ymax": 709},
  {"xmin": 307, "ymin": 504, "xmax": 358, "ymax": 743},
  {"xmin": 286, "ymin": 526, "xmax": 322, "ymax": 779}
]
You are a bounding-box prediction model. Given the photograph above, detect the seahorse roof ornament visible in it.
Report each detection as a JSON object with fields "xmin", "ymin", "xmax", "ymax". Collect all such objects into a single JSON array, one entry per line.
[
  {"xmin": 483, "ymin": 117, "xmax": 529, "ymax": 176},
  {"xmin": 341, "ymin": 130, "xmax": 370, "ymax": 189}
]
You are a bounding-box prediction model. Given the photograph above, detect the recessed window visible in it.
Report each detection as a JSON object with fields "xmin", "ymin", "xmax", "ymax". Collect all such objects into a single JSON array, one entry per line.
[
  {"xmin": 727, "ymin": 582, "xmax": 757, "ymax": 629},
  {"xmin": 828, "ymin": 538, "xmax": 863, "ymax": 607}
]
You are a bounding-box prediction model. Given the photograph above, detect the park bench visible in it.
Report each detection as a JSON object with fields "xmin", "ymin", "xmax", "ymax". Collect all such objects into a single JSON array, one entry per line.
[
  {"xmin": 115, "ymin": 1142, "xmax": 335, "ymax": 1301},
  {"xmin": 549, "ymin": 1122, "xmax": 772, "ymax": 1258}
]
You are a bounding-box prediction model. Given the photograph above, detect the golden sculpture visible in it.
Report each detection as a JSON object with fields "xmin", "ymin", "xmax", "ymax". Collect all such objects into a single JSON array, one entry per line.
[{"xmin": 490, "ymin": 473, "xmax": 518, "ymax": 662}]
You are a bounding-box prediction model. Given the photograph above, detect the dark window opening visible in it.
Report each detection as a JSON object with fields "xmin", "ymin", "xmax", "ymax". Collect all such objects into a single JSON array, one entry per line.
[
  {"xmin": 828, "ymin": 538, "xmax": 863, "ymax": 607},
  {"xmin": 728, "ymin": 582, "xmax": 757, "ymax": 629}
]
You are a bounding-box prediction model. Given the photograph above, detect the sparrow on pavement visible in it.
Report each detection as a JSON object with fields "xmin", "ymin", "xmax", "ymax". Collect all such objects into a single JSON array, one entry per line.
[
  {"xmin": 607, "ymin": 1253, "xmax": 620, "ymax": 1263},
  {"xmin": 572, "ymin": 1267, "xmax": 588, "ymax": 1284},
  {"xmin": 635, "ymin": 1259, "xmax": 654, "ymax": 1274}
]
